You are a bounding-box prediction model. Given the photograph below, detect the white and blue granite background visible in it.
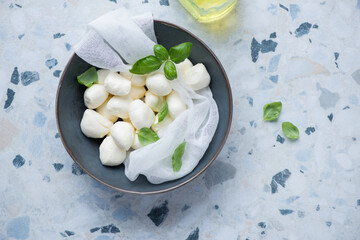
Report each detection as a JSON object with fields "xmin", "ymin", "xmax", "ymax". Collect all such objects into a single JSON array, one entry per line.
[{"xmin": 1, "ymin": 0, "xmax": 360, "ymax": 239}]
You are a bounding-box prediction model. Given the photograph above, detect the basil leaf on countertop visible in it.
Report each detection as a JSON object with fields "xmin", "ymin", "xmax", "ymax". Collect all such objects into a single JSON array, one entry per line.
[
  {"xmin": 169, "ymin": 42, "xmax": 192, "ymax": 64},
  {"xmin": 137, "ymin": 128, "xmax": 160, "ymax": 146},
  {"xmin": 163, "ymin": 61, "xmax": 177, "ymax": 80},
  {"xmin": 130, "ymin": 55, "xmax": 163, "ymax": 75},
  {"xmin": 154, "ymin": 44, "xmax": 169, "ymax": 61},
  {"xmin": 172, "ymin": 141, "xmax": 186, "ymax": 172},
  {"xmin": 158, "ymin": 102, "xmax": 168, "ymax": 123},
  {"xmin": 263, "ymin": 101, "xmax": 282, "ymax": 121},
  {"xmin": 77, "ymin": 67, "xmax": 98, "ymax": 87},
  {"xmin": 282, "ymin": 122, "xmax": 299, "ymax": 140}
]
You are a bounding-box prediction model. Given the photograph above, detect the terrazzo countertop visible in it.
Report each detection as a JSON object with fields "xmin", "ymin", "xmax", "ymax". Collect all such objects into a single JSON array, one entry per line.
[{"xmin": 1, "ymin": 0, "xmax": 360, "ymax": 239}]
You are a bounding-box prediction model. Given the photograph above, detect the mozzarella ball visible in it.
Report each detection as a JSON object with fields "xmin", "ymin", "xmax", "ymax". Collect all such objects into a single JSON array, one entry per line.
[
  {"xmin": 120, "ymin": 72, "xmax": 146, "ymax": 86},
  {"xmin": 80, "ymin": 109, "xmax": 113, "ymax": 138},
  {"xmin": 129, "ymin": 99, "xmax": 155, "ymax": 130},
  {"xmin": 99, "ymin": 136, "xmax": 126, "ymax": 166},
  {"xmin": 167, "ymin": 91, "xmax": 187, "ymax": 119},
  {"xmin": 104, "ymin": 72, "xmax": 131, "ymax": 96},
  {"xmin": 97, "ymin": 69, "xmax": 111, "ymax": 85},
  {"xmin": 183, "ymin": 63, "xmax": 211, "ymax": 91},
  {"xmin": 176, "ymin": 58, "xmax": 193, "ymax": 75},
  {"xmin": 131, "ymin": 131, "xmax": 143, "ymax": 150},
  {"xmin": 96, "ymin": 97, "xmax": 118, "ymax": 122},
  {"xmin": 110, "ymin": 121, "xmax": 135, "ymax": 151},
  {"xmin": 129, "ymin": 85, "xmax": 146, "ymax": 100},
  {"xmin": 84, "ymin": 84, "xmax": 109, "ymax": 109},
  {"xmin": 152, "ymin": 114, "xmax": 173, "ymax": 133},
  {"xmin": 144, "ymin": 91, "xmax": 166, "ymax": 112},
  {"xmin": 146, "ymin": 73, "xmax": 172, "ymax": 96},
  {"xmin": 106, "ymin": 95, "xmax": 132, "ymax": 119}
]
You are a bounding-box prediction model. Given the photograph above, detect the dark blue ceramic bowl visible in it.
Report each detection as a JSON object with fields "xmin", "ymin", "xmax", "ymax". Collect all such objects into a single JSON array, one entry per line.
[{"xmin": 56, "ymin": 20, "xmax": 232, "ymax": 194}]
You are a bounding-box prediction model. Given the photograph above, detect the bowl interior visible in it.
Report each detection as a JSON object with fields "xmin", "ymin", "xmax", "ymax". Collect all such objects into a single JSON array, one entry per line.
[{"xmin": 57, "ymin": 20, "xmax": 232, "ymax": 194}]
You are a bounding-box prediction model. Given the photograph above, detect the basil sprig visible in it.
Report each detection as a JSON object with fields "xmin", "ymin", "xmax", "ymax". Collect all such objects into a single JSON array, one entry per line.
[
  {"xmin": 263, "ymin": 101, "xmax": 282, "ymax": 121},
  {"xmin": 130, "ymin": 42, "xmax": 192, "ymax": 80},
  {"xmin": 282, "ymin": 122, "xmax": 299, "ymax": 140},
  {"xmin": 158, "ymin": 102, "xmax": 168, "ymax": 123},
  {"xmin": 77, "ymin": 67, "xmax": 98, "ymax": 87},
  {"xmin": 137, "ymin": 128, "xmax": 160, "ymax": 146},
  {"xmin": 172, "ymin": 142, "xmax": 186, "ymax": 172}
]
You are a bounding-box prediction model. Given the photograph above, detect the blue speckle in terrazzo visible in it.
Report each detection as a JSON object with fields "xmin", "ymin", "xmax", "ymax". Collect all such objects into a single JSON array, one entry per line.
[
  {"xmin": 334, "ymin": 52, "xmax": 339, "ymax": 61},
  {"xmin": 320, "ymin": 1, "xmax": 326, "ymax": 5},
  {"xmin": 269, "ymin": 75, "xmax": 278, "ymax": 83},
  {"xmin": 43, "ymin": 175, "xmax": 51, "ymax": 182},
  {"xmin": 4, "ymin": 88, "xmax": 15, "ymax": 109},
  {"xmin": 11, "ymin": 67, "xmax": 19, "ymax": 84},
  {"xmin": 279, "ymin": 209, "xmax": 294, "ymax": 215},
  {"xmin": 147, "ymin": 200, "xmax": 169, "ymax": 226},
  {"xmin": 268, "ymin": 4, "xmax": 277, "ymax": 15},
  {"xmin": 279, "ymin": 4, "xmax": 288, "ymax": 11},
  {"xmin": 53, "ymin": 33, "xmax": 65, "ymax": 39},
  {"xmin": 268, "ymin": 54, "xmax": 281, "ymax": 72},
  {"xmin": 55, "ymin": 133, "xmax": 60, "ymax": 138},
  {"xmin": 295, "ymin": 22, "xmax": 312, "ymax": 37},
  {"xmin": 239, "ymin": 127, "xmax": 246, "ymax": 135},
  {"xmin": 142, "ymin": 0, "xmax": 149, "ymax": 3},
  {"xmin": 343, "ymin": 106, "xmax": 350, "ymax": 110},
  {"xmin": 72, "ymin": 162, "xmax": 85, "ymax": 175},
  {"xmin": 357, "ymin": 0, "xmax": 360, "ymax": 9},
  {"xmin": 100, "ymin": 224, "xmax": 120, "ymax": 233},
  {"xmin": 277, "ymin": 135, "xmax": 285, "ymax": 144},
  {"xmin": 261, "ymin": 231, "xmax": 265, "ymax": 235},
  {"xmin": 305, "ymin": 127, "xmax": 315, "ymax": 135},
  {"xmin": 9, "ymin": 3, "xmax": 13, "ymax": 9},
  {"xmin": 33, "ymin": 112, "xmax": 46, "ymax": 127},
  {"xmin": 214, "ymin": 205, "xmax": 219, "ymax": 210},
  {"xmin": 90, "ymin": 227, "xmax": 100, "ymax": 233},
  {"xmin": 18, "ymin": 34, "xmax": 25, "ymax": 39},
  {"xmin": 251, "ymin": 38, "xmax": 278, "ymax": 62},
  {"xmin": 326, "ymin": 221, "xmax": 332, "ymax": 227},
  {"xmin": 6, "ymin": 216, "xmax": 30, "ymax": 240},
  {"xmin": 65, "ymin": 230, "xmax": 75, "ymax": 236},
  {"xmin": 21, "ymin": 71, "xmax": 40, "ymax": 86},
  {"xmin": 182, "ymin": 204, "xmax": 191, "ymax": 212},
  {"xmin": 316, "ymin": 204, "xmax": 320, "ymax": 211},
  {"xmin": 271, "ymin": 169, "xmax": 291, "ymax": 194},
  {"xmin": 328, "ymin": 113, "xmax": 333, "ymax": 122},
  {"xmin": 13, "ymin": 155, "xmax": 25, "ymax": 169},
  {"xmin": 297, "ymin": 211, "xmax": 305, "ymax": 218},
  {"xmin": 53, "ymin": 163, "xmax": 64, "ymax": 172},
  {"xmin": 228, "ymin": 146, "xmax": 238, "ymax": 152},
  {"xmin": 53, "ymin": 70, "xmax": 62, "ymax": 78},
  {"xmin": 250, "ymin": 120, "xmax": 254, "ymax": 127},
  {"xmin": 65, "ymin": 42, "xmax": 71, "ymax": 51},
  {"xmin": 109, "ymin": 0, "xmax": 117, "ymax": 3},
  {"xmin": 45, "ymin": 58, "xmax": 58, "ymax": 69},
  {"xmin": 246, "ymin": 97, "xmax": 253, "ymax": 106},
  {"xmin": 286, "ymin": 196, "xmax": 300, "ymax": 204},
  {"xmin": 63, "ymin": 2, "xmax": 67, "ymax": 8},
  {"xmin": 112, "ymin": 206, "xmax": 135, "ymax": 221},
  {"xmin": 357, "ymin": 199, "xmax": 360, "ymax": 206},
  {"xmin": 269, "ymin": 32, "xmax": 276, "ymax": 38},
  {"xmin": 312, "ymin": 24, "xmax": 319, "ymax": 29},
  {"xmin": 59, "ymin": 232, "xmax": 67, "ymax": 237},
  {"xmin": 186, "ymin": 227, "xmax": 199, "ymax": 240},
  {"xmin": 290, "ymin": 4, "xmax": 300, "ymax": 20},
  {"xmin": 261, "ymin": 39, "xmax": 278, "ymax": 53},
  {"xmin": 159, "ymin": 0, "xmax": 169, "ymax": 6},
  {"xmin": 258, "ymin": 222, "xmax": 266, "ymax": 228}
]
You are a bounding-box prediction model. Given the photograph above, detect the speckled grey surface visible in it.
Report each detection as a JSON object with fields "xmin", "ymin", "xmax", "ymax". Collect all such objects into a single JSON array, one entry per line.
[{"xmin": 1, "ymin": 0, "xmax": 360, "ymax": 239}]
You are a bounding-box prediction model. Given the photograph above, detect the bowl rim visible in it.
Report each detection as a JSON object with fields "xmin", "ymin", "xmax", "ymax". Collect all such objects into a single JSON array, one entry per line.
[{"xmin": 56, "ymin": 19, "xmax": 233, "ymax": 195}]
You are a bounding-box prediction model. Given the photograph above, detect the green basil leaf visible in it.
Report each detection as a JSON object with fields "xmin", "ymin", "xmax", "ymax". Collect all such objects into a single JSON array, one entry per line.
[
  {"xmin": 77, "ymin": 67, "xmax": 98, "ymax": 87},
  {"xmin": 137, "ymin": 128, "xmax": 160, "ymax": 146},
  {"xmin": 172, "ymin": 142, "xmax": 186, "ymax": 172},
  {"xmin": 130, "ymin": 55, "xmax": 163, "ymax": 75},
  {"xmin": 263, "ymin": 101, "xmax": 282, "ymax": 121},
  {"xmin": 163, "ymin": 61, "xmax": 177, "ymax": 80},
  {"xmin": 154, "ymin": 44, "xmax": 169, "ymax": 61},
  {"xmin": 282, "ymin": 122, "xmax": 299, "ymax": 140},
  {"xmin": 158, "ymin": 102, "xmax": 168, "ymax": 123},
  {"xmin": 169, "ymin": 42, "xmax": 192, "ymax": 64}
]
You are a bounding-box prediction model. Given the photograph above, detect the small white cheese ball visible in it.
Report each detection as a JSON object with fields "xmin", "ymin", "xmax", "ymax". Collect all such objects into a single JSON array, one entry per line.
[
  {"xmin": 146, "ymin": 73, "xmax": 172, "ymax": 96},
  {"xmin": 104, "ymin": 72, "xmax": 131, "ymax": 96},
  {"xmin": 152, "ymin": 114, "xmax": 173, "ymax": 133},
  {"xmin": 99, "ymin": 136, "xmax": 126, "ymax": 166},
  {"xmin": 96, "ymin": 97, "xmax": 118, "ymax": 122},
  {"xmin": 131, "ymin": 131, "xmax": 143, "ymax": 150},
  {"xmin": 120, "ymin": 72, "xmax": 146, "ymax": 86},
  {"xmin": 176, "ymin": 58, "xmax": 193, "ymax": 75},
  {"xmin": 110, "ymin": 121, "xmax": 135, "ymax": 151},
  {"xmin": 80, "ymin": 109, "xmax": 113, "ymax": 138},
  {"xmin": 144, "ymin": 91, "xmax": 166, "ymax": 112},
  {"xmin": 183, "ymin": 63, "xmax": 211, "ymax": 91},
  {"xmin": 167, "ymin": 91, "xmax": 187, "ymax": 119},
  {"xmin": 97, "ymin": 69, "xmax": 111, "ymax": 85},
  {"xmin": 129, "ymin": 85, "xmax": 146, "ymax": 100},
  {"xmin": 84, "ymin": 84, "xmax": 109, "ymax": 109},
  {"xmin": 129, "ymin": 99, "xmax": 155, "ymax": 130},
  {"xmin": 106, "ymin": 95, "xmax": 132, "ymax": 119}
]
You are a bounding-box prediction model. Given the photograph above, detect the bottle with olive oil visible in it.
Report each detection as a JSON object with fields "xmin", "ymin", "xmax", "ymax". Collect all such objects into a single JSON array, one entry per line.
[{"xmin": 178, "ymin": 0, "xmax": 237, "ymax": 23}]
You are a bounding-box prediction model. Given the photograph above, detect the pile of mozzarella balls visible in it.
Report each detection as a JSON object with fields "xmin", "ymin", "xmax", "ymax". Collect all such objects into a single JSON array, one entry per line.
[{"xmin": 80, "ymin": 59, "xmax": 211, "ymax": 166}]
